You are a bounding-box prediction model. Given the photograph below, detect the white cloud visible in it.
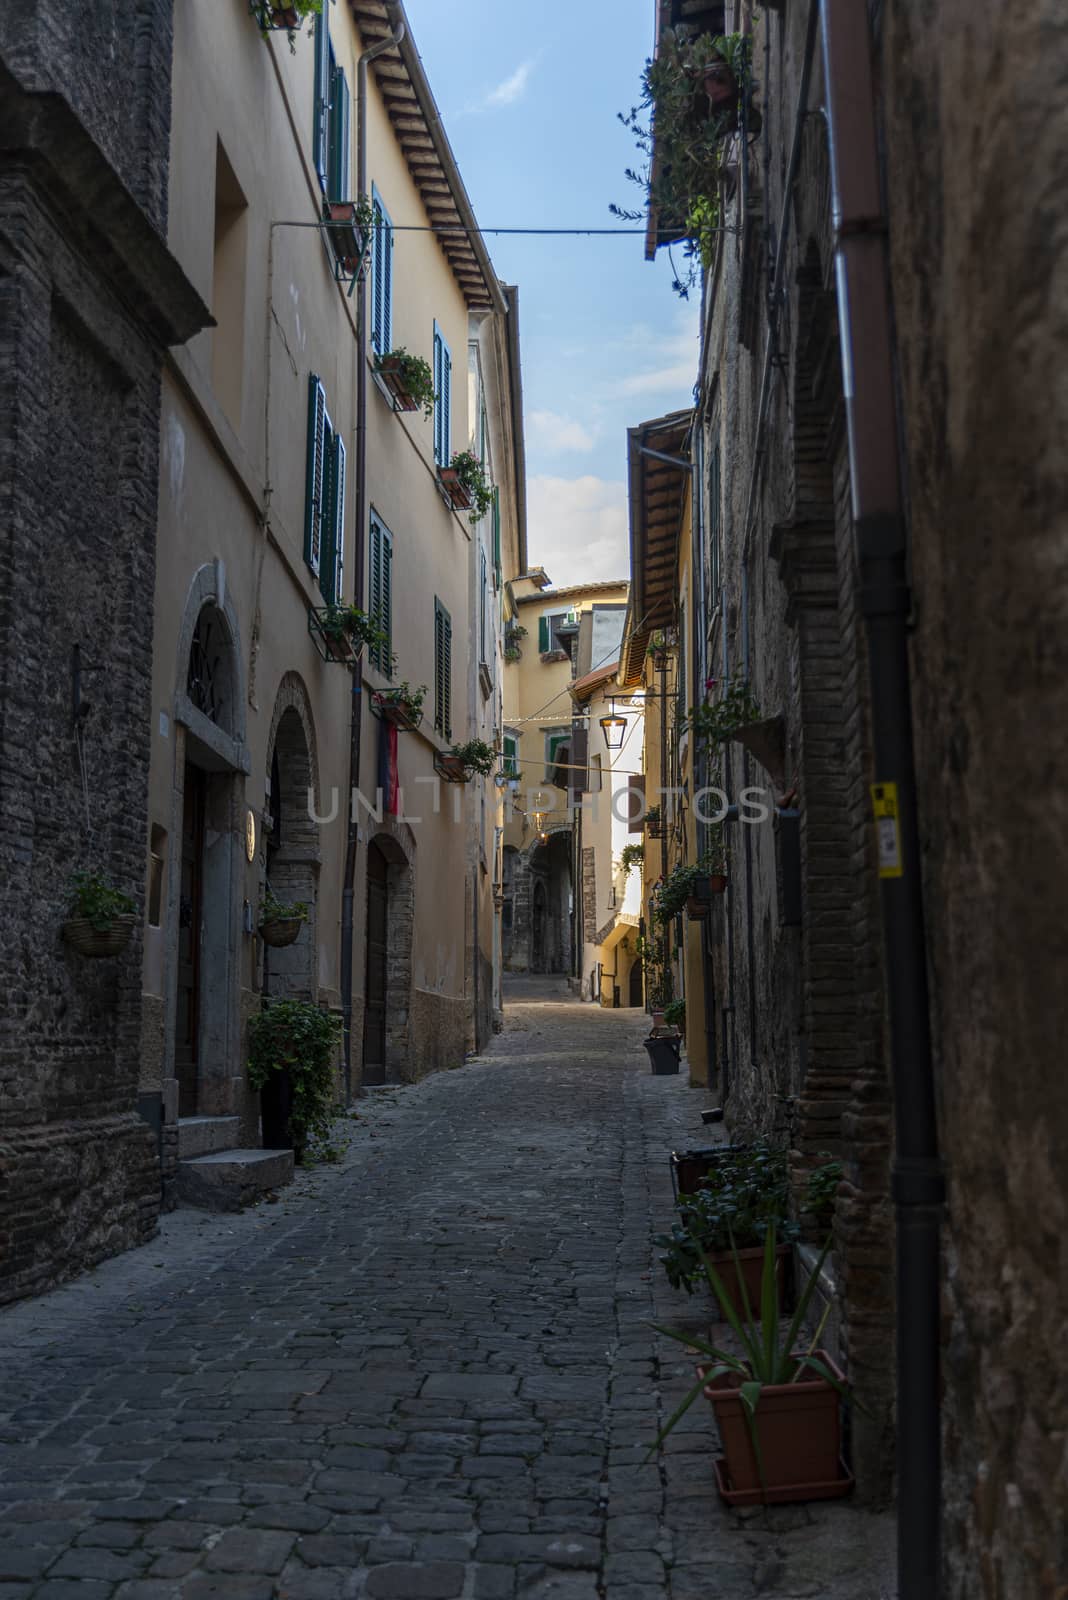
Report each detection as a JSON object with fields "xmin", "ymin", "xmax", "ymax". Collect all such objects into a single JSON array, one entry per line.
[
  {"xmin": 609, "ymin": 307, "xmax": 701, "ymax": 401},
  {"xmin": 527, "ymin": 475, "xmax": 629, "ymax": 585},
  {"xmin": 617, "ymin": 361, "xmax": 697, "ymax": 398},
  {"xmin": 486, "ymin": 58, "xmax": 536, "ymax": 108},
  {"xmin": 528, "ymin": 409, "xmax": 597, "ymax": 454}
]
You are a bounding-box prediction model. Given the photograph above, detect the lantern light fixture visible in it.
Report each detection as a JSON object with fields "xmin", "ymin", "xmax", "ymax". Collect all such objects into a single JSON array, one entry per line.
[{"xmin": 599, "ymin": 698, "xmax": 628, "ymax": 751}]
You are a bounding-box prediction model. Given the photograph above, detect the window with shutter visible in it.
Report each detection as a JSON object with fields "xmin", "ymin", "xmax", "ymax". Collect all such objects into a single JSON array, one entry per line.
[
  {"xmin": 544, "ymin": 729, "xmax": 570, "ymax": 782},
  {"xmin": 433, "ymin": 322, "xmax": 451, "ymax": 466},
  {"xmin": 304, "ymin": 374, "xmax": 326, "ymax": 577},
  {"xmin": 503, "ymin": 733, "xmax": 519, "ymax": 778},
  {"xmin": 371, "ymin": 187, "xmax": 393, "ymax": 354},
  {"xmin": 492, "ymin": 488, "xmax": 501, "ymax": 589},
  {"xmin": 327, "ymin": 65, "xmax": 350, "ymax": 203},
  {"xmin": 319, "ymin": 413, "xmax": 336, "ymax": 596},
  {"xmin": 312, "ymin": 14, "xmax": 331, "ymax": 192},
  {"xmin": 329, "ymin": 433, "xmax": 345, "ymax": 603},
  {"xmin": 538, "ymin": 615, "xmax": 550, "ymax": 652},
  {"xmin": 479, "ymin": 547, "xmax": 488, "ymax": 666},
  {"xmin": 368, "ymin": 513, "xmax": 393, "ymax": 676},
  {"xmin": 434, "ymin": 598, "xmax": 452, "ymax": 739}
]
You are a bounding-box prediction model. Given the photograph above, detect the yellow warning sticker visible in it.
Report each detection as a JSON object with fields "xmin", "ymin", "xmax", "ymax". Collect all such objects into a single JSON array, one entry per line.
[{"xmin": 871, "ymin": 783, "xmax": 904, "ymax": 878}]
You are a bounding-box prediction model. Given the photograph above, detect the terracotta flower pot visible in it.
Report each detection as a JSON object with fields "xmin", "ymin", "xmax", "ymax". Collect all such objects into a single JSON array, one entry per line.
[
  {"xmin": 372, "ymin": 693, "xmax": 423, "ymax": 731},
  {"xmin": 699, "ymin": 1349, "xmax": 852, "ymax": 1505},
  {"xmin": 269, "ymin": 4, "xmax": 301, "ymax": 28},
  {"xmin": 62, "ymin": 914, "xmax": 136, "ymax": 958},
  {"xmin": 702, "ymin": 57, "xmax": 738, "ymax": 111},
  {"xmin": 707, "ymin": 873, "xmax": 728, "ymax": 894},
  {"xmin": 686, "ymin": 895, "xmax": 709, "ymax": 920},
  {"xmin": 438, "ymin": 466, "xmax": 474, "ymax": 510},
  {"xmin": 322, "ymin": 630, "xmax": 355, "ymax": 663},
  {"xmin": 259, "ymin": 917, "xmax": 304, "ymax": 949},
  {"xmin": 435, "ymin": 752, "xmax": 469, "ymax": 784}
]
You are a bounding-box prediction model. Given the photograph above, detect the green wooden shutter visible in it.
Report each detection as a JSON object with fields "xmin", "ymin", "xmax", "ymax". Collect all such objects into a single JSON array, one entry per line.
[
  {"xmin": 433, "ymin": 324, "xmax": 451, "ymax": 466},
  {"xmin": 313, "ymin": 14, "xmax": 330, "ymax": 192},
  {"xmin": 434, "ymin": 599, "xmax": 452, "ymax": 738},
  {"xmin": 371, "ymin": 188, "xmax": 392, "ymax": 354},
  {"xmin": 328, "ymin": 66, "xmax": 350, "ymax": 202},
  {"xmin": 479, "ymin": 546, "xmax": 488, "ymax": 664},
  {"xmin": 538, "ymin": 615, "xmax": 550, "ymax": 652},
  {"xmin": 331, "ymin": 433, "xmax": 346, "ymax": 603},
  {"xmin": 492, "ymin": 487, "xmax": 501, "ymax": 588},
  {"xmin": 319, "ymin": 414, "xmax": 336, "ymax": 601},
  {"xmin": 503, "ymin": 734, "xmax": 518, "ymax": 778},
  {"xmin": 380, "ymin": 528, "xmax": 392, "ymax": 678},
  {"xmin": 368, "ymin": 516, "xmax": 381, "ymax": 654},
  {"xmin": 304, "ymin": 374, "xmax": 326, "ymax": 576}
]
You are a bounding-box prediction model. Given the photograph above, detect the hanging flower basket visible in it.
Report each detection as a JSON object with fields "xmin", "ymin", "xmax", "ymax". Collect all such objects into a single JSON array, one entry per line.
[
  {"xmin": 376, "ymin": 354, "xmax": 426, "ymax": 414},
  {"xmin": 259, "ymin": 917, "xmax": 305, "ymax": 949},
  {"xmin": 62, "ymin": 914, "xmax": 136, "ymax": 958}
]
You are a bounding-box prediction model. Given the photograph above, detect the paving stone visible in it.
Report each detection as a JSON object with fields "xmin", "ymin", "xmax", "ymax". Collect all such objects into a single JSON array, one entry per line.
[
  {"xmin": 0, "ymin": 993, "xmax": 894, "ymax": 1600},
  {"xmin": 363, "ymin": 1561, "xmax": 465, "ymax": 1599}
]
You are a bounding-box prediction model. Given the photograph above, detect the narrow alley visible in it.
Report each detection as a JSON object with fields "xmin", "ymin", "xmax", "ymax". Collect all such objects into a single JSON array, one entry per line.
[{"xmin": 0, "ymin": 986, "xmax": 893, "ymax": 1600}]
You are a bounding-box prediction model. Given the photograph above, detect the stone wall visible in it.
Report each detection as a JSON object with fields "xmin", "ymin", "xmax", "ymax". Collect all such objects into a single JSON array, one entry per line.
[
  {"xmin": 0, "ymin": 2, "xmax": 206, "ymax": 1305},
  {"xmin": 879, "ymin": 1, "xmax": 1068, "ymax": 1591}
]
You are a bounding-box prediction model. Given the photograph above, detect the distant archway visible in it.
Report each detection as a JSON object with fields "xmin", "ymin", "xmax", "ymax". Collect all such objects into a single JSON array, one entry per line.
[
  {"xmin": 264, "ymin": 676, "xmax": 320, "ymax": 1003},
  {"xmin": 361, "ymin": 827, "xmax": 415, "ymax": 1084}
]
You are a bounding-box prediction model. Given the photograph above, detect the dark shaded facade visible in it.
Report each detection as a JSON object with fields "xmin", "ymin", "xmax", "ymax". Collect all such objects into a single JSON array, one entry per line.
[{"xmin": 0, "ymin": 3, "xmax": 208, "ymax": 1304}]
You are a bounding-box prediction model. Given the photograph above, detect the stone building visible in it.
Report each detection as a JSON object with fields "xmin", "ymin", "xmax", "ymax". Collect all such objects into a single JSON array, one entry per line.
[
  {"xmin": 501, "ymin": 575, "xmax": 629, "ymax": 978},
  {"xmin": 626, "ymin": 0, "xmax": 1068, "ymax": 1593},
  {"xmin": 146, "ymin": 0, "xmax": 526, "ymax": 1208},
  {"xmin": 0, "ymin": 2, "xmax": 208, "ymax": 1305}
]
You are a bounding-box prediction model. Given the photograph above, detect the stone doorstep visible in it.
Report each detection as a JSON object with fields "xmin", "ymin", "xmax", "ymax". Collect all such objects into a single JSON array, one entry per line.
[
  {"xmin": 176, "ymin": 1148, "xmax": 294, "ymax": 1213},
  {"xmin": 177, "ymin": 1115, "xmax": 242, "ymax": 1160}
]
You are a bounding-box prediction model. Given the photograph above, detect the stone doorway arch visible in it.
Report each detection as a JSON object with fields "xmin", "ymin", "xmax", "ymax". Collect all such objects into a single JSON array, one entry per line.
[
  {"xmin": 361, "ymin": 826, "xmax": 415, "ymax": 1085},
  {"xmin": 263, "ymin": 675, "xmax": 321, "ymax": 1003}
]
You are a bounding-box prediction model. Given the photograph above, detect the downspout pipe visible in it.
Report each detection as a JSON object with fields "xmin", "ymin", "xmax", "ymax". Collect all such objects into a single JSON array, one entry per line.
[
  {"xmin": 340, "ymin": 7, "xmax": 406, "ymax": 1101},
  {"xmin": 820, "ymin": 5, "xmax": 944, "ymax": 1596}
]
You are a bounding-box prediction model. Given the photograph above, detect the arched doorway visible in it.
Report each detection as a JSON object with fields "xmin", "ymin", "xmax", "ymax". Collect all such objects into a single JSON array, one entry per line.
[
  {"xmin": 628, "ymin": 958, "xmax": 644, "ymax": 1008},
  {"xmin": 170, "ymin": 585, "xmax": 247, "ymax": 1119},
  {"xmin": 361, "ymin": 829, "xmax": 415, "ymax": 1086},
  {"xmin": 263, "ymin": 687, "xmax": 320, "ymax": 1003}
]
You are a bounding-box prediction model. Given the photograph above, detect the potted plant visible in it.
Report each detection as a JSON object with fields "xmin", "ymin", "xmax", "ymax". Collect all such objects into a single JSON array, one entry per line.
[
  {"xmin": 247, "ymin": 998, "xmax": 341, "ymax": 1164},
  {"xmin": 371, "ymin": 681, "xmax": 427, "ymax": 731},
  {"xmin": 653, "ymin": 1227, "xmax": 853, "ymax": 1505},
  {"xmin": 644, "ymin": 803, "xmax": 664, "ymax": 839},
  {"xmin": 647, "ymin": 629, "xmax": 675, "ymax": 670},
  {"xmin": 504, "ymin": 621, "xmax": 527, "ymax": 662},
  {"xmin": 375, "ymin": 348, "xmax": 436, "ymax": 418},
  {"xmin": 654, "ymin": 1140, "xmax": 799, "ymax": 1316},
  {"xmin": 322, "ymin": 192, "xmax": 374, "ymax": 277},
  {"xmin": 258, "ymin": 891, "xmax": 308, "ymax": 949},
  {"xmin": 434, "ymin": 738, "xmax": 496, "ymax": 783},
  {"xmin": 686, "ymin": 680, "xmax": 763, "ymax": 746},
  {"xmin": 663, "ymin": 997, "xmax": 686, "ymax": 1035},
  {"xmin": 311, "ymin": 603, "xmax": 389, "ymax": 665},
  {"xmin": 250, "ymin": 0, "xmax": 321, "ymax": 50},
  {"xmin": 439, "ymin": 450, "xmax": 494, "ymax": 523},
  {"xmin": 62, "ymin": 871, "xmax": 136, "ymax": 957},
  {"xmin": 620, "ymin": 842, "xmax": 644, "ymax": 878}
]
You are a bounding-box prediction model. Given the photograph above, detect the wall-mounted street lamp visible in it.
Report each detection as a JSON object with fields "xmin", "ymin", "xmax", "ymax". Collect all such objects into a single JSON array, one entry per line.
[{"xmin": 599, "ymin": 698, "xmax": 628, "ymax": 751}]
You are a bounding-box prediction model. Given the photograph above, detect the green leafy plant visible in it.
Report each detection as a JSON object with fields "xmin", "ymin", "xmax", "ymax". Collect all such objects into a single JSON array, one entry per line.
[
  {"xmin": 686, "ymin": 680, "xmax": 762, "ymax": 744},
  {"xmin": 319, "ymin": 603, "xmax": 391, "ymax": 658},
  {"xmin": 620, "ymin": 842, "xmax": 645, "ymax": 877},
  {"xmin": 448, "ymin": 739, "xmax": 497, "ymax": 777},
  {"xmin": 376, "ymin": 681, "xmax": 427, "ymax": 718},
  {"xmin": 654, "ymin": 1140, "xmax": 799, "ymax": 1294},
  {"xmin": 637, "ymin": 929, "xmax": 673, "ymax": 1008},
  {"xmin": 375, "ymin": 347, "xmax": 436, "ymax": 419},
  {"xmin": 651, "ymin": 1225, "xmax": 849, "ymax": 1461},
  {"xmin": 259, "ymin": 891, "xmax": 308, "ymax": 928},
  {"xmin": 251, "ymin": 0, "xmax": 322, "ymax": 51},
  {"xmin": 449, "ymin": 450, "xmax": 494, "ymax": 524},
  {"xmin": 647, "ymin": 628, "xmax": 676, "ymax": 657},
  {"xmin": 612, "ymin": 29, "xmax": 756, "ymax": 299},
  {"xmin": 505, "ymin": 622, "xmax": 527, "ymax": 642},
  {"xmin": 67, "ymin": 871, "xmax": 135, "ymax": 930},
  {"xmin": 247, "ymin": 999, "xmax": 341, "ymax": 1150},
  {"xmin": 663, "ymin": 998, "xmax": 686, "ymax": 1030},
  {"xmin": 806, "ymin": 1155, "xmax": 844, "ymax": 1221},
  {"xmin": 644, "ymin": 803, "xmax": 663, "ymax": 834},
  {"xmin": 651, "ymin": 847, "xmax": 727, "ymax": 921}
]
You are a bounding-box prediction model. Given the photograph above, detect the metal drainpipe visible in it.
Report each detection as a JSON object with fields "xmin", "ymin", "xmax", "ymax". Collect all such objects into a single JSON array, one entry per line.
[
  {"xmin": 820, "ymin": 4, "xmax": 944, "ymax": 1595},
  {"xmin": 340, "ymin": 8, "xmax": 406, "ymax": 1102}
]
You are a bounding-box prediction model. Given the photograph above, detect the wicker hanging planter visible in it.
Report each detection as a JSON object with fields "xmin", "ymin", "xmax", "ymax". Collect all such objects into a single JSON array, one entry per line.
[
  {"xmin": 62, "ymin": 915, "xmax": 136, "ymax": 958},
  {"xmin": 259, "ymin": 917, "xmax": 305, "ymax": 949}
]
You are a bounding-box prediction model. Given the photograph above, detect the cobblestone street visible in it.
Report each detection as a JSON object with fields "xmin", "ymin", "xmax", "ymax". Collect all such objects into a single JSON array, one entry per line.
[{"xmin": 0, "ymin": 983, "xmax": 894, "ymax": 1600}]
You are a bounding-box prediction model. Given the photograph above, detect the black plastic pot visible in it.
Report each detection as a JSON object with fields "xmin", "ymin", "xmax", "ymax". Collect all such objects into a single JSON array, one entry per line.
[
  {"xmin": 644, "ymin": 1036, "xmax": 681, "ymax": 1075},
  {"xmin": 260, "ymin": 1069, "xmax": 304, "ymax": 1161}
]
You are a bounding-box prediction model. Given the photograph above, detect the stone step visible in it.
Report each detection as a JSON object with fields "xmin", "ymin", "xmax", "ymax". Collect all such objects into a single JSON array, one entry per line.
[
  {"xmin": 177, "ymin": 1148, "xmax": 294, "ymax": 1213},
  {"xmin": 177, "ymin": 1115, "xmax": 242, "ymax": 1160}
]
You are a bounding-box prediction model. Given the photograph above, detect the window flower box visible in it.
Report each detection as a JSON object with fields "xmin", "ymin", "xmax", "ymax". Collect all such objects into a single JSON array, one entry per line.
[
  {"xmin": 324, "ymin": 200, "xmax": 371, "ymax": 279},
  {"xmin": 434, "ymin": 751, "xmax": 469, "ymax": 784},
  {"xmin": 375, "ymin": 350, "xmax": 435, "ymax": 418},
  {"xmin": 371, "ymin": 684, "xmax": 426, "ymax": 732},
  {"xmin": 437, "ymin": 465, "xmax": 475, "ymax": 511}
]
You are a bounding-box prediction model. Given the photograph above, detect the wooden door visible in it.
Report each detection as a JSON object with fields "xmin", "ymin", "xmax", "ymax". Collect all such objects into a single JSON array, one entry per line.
[
  {"xmin": 176, "ymin": 763, "xmax": 205, "ymax": 1117},
  {"xmin": 362, "ymin": 844, "xmax": 388, "ymax": 1085}
]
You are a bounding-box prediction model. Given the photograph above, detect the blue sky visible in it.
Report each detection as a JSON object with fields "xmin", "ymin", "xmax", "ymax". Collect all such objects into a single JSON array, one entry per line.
[{"xmin": 402, "ymin": 0, "xmax": 699, "ymax": 584}]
